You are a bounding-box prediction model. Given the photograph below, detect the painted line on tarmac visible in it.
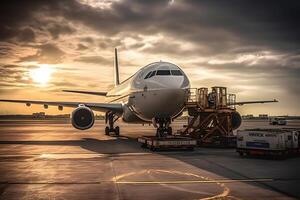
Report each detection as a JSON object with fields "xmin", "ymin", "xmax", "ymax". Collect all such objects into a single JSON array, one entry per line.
[
  {"xmin": 0, "ymin": 178, "xmax": 273, "ymax": 185},
  {"xmin": 0, "ymin": 152, "xmax": 154, "ymax": 159},
  {"xmin": 38, "ymin": 152, "xmax": 154, "ymax": 158},
  {"xmin": 0, "ymin": 152, "xmax": 153, "ymax": 156},
  {"xmin": 0, "ymin": 181, "xmax": 102, "ymax": 184},
  {"xmin": 115, "ymin": 178, "xmax": 274, "ymax": 184}
]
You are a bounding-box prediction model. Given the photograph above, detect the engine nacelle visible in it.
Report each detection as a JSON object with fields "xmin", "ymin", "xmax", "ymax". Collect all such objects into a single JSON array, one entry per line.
[
  {"xmin": 71, "ymin": 105, "xmax": 94, "ymax": 130},
  {"xmin": 231, "ymin": 111, "xmax": 242, "ymax": 130}
]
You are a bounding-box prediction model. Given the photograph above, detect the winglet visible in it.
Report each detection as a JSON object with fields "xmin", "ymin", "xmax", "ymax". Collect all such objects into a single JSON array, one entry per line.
[{"xmin": 114, "ymin": 48, "xmax": 120, "ymax": 86}]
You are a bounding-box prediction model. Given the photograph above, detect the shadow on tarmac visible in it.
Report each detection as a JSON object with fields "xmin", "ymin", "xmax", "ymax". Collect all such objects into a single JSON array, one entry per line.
[
  {"xmin": 0, "ymin": 136, "xmax": 143, "ymax": 154},
  {"xmin": 0, "ymin": 136, "xmax": 299, "ymax": 198}
]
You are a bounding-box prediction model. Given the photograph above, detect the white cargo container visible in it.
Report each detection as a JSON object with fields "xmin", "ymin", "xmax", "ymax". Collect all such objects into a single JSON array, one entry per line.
[
  {"xmin": 236, "ymin": 129, "xmax": 299, "ymax": 156},
  {"xmin": 269, "ymin": 117, "xmax": 287, "ymax": 125}
]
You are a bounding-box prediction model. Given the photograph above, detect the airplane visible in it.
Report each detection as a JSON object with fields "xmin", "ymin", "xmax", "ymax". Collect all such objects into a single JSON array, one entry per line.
[{"xmin": 0, "ymin": 48, "xmax": 278, "ymax": 137}]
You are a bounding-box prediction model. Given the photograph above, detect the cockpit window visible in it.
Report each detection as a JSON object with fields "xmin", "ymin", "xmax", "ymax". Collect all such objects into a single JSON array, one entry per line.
[
  {"xmin": 144, "ymin": 69, "xmax": 182, "ymax": 79},
  {"xmin": 144, "ymin": 71, "xmax": 156, "ymax": 79},
  {"xmin": 156, "ymin": 70, "xmax": 171, "ymax": 75},
  {"xmin": 149, "ymin": 71, "xmax": 156, "ymax": 78},
  {"xmin": 171, "ymin": 70, "xmax": 183, "ymax": 76},
  {"xmin": 144, "ymin": 71, "xmax": 152, "ymax": 79}
]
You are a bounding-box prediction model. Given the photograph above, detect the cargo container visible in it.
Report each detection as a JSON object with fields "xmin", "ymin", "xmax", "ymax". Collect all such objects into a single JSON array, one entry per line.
[
  {"xmin": 236, "ymin": 129, "xmax": 299, "ymax": 157},
  {"xmin": 138, "ymin": 136, "xmax": 197, "ymax": 151}
]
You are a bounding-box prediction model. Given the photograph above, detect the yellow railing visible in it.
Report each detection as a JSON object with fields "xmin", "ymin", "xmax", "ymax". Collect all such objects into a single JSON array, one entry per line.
[{"xmin": 186, "ymin": 87, "xmax": 236, "ymax": 110}]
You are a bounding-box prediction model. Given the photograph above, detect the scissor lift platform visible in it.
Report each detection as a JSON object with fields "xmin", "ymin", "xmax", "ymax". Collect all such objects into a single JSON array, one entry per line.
[
  {"xmin": 179, "ymin": 87, "xmax": 239, "ymax": 147},
  {"xmin": 138, "ymin": 136, "xmax": 197, "ymax": 151}
]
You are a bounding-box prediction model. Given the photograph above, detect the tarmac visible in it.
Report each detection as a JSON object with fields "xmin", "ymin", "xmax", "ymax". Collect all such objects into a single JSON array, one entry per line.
[{"xmin": 0, "ymin": 119, "xmax": 299, "ymax": 200}]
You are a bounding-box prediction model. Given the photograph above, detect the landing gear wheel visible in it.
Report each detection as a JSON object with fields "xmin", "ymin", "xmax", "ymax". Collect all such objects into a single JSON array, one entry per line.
[
  {"xmin": 156, "ymin": 128, "xmax": 168, "ymax": 138},
  {"xmin": 156, "ymin": 128, "xmax": 160, "ymax": 137},
  {"xmin": 167, "ymin": 127, "xmax": 172, "ymax": 135},
  {"xmin": 115, "ymin": 126, "xmax": 120, "ymax": 136},
  {"xmin": 105, "ymin": 126, "xmax": 110, "ymax": 135},
  {"xmin": 154, "ymin": 117, "xmax": 172, "ymax": 138},
  {"xmin": 156, "ymin": 128, "xmax": 162, "ymax": 138},
  {"xmin": 105, "ymin": 112, "xmax": 120, "ymax": 137}
]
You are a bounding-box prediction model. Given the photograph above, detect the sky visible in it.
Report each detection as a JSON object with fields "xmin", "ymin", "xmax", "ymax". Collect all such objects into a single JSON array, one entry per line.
[{"xmin": 0, "ymin": 0, "xmax": 300, "ymax": 115}]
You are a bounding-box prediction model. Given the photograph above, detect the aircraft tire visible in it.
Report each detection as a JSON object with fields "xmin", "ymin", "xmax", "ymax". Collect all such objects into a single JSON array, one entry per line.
[
  {"xmin": 167, "ymin": 127, "xmax": 172, "ymax": 135},
  {"xmin": 115, "ymin": 126, "xmax": 120, "ymax": 136},
  {"xmin": 105, "ymin": 126, "xmax": 110, "ymax": 135}
]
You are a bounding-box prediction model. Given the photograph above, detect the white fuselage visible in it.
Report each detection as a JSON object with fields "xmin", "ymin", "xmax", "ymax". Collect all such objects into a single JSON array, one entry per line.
[{"xmin": 105, "ymin": 62, "xmax": 190, "ymax": 123}]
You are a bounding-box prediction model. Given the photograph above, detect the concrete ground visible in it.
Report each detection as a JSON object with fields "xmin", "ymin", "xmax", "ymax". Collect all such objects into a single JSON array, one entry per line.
[{"xmin": 0, "ymin": 119, "xmax": 299, "ymax": 200}]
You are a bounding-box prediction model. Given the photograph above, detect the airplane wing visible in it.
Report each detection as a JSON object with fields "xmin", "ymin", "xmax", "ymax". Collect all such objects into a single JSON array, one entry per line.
[
  {"xmin": 228, "ymin": 99, "xmax": 278, "ymax": 106},
  {"xmin": 0, "ymin": 99, "xmax": 123, "ymax": 113},
  {"xmin": 62, "ymin": 90, "xmax": 107, "ymax": 96}
]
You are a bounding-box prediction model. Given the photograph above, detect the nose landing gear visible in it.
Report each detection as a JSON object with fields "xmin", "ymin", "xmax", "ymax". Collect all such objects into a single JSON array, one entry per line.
[
  {"xmin": 154, "ymin": 117, "xmax": 172, "ymax": 138},
  {"xmin": 105, "ymin": 112, "xmax": 120, "ymax": 136}
]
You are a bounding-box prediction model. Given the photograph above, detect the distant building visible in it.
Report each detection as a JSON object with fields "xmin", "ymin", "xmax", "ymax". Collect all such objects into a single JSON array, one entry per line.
[
  {"xmin": 242, "ymin": 114, "xmax": 254, "ymax": 119},
  {"xmin": 32, "ymin": 112, "xmax": 46, "ymax": 119},
  {"xmin": 258, "ymin": 114, "xmax": 268, "ymax": 119},
  {"xmin": 53, "ymin": 114, "xmax": 70, "ymax": 118}
]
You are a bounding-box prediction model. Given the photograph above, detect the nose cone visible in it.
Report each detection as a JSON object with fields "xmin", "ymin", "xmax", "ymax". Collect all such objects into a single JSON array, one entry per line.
[
  {"xmin": 164, "ymin": 74, "xmax": 190, "ymax": 89},
  {"xmin": 156, "ymin": 76, "xmax": 186, "ymax": 89},
  {"xmin": 147, "ymin": 73, "xmax": 190, "ymax": 89},
  {"xmin": 131, "ymin": 88, "xmax": 188, "ymax": 121}
]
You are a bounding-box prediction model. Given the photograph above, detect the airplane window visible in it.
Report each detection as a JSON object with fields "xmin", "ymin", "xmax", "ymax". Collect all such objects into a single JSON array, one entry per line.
[
  {"xmin": 149, "ymin": 71, "xmax": 156, "ymax": 78},
  {"xmin": 156, "ymin": 70, "xmax": 171, "ymax": 75},
  {"xmin": 171, "ymin": 70, "xmax": 183, "ymax": 76},
  {"xmin": 144, "ymin": 71, "xmax": 152, "ymax": 79}
]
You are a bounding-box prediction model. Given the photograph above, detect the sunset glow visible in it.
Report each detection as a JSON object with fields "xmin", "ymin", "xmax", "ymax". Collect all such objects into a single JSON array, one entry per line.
[{"xmin": 30, "ymin": 64, "xmax": 53, "ymax": 86}]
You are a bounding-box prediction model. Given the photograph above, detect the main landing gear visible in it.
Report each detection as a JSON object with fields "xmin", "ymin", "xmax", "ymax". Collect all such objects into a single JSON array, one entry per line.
[
  {"xmin": 154, "ymin": 117, "xmax": 172, "ymax": 138},
  {"xmin": 105, "ymin": 112, "xmax": 120, "ymax": 136}
]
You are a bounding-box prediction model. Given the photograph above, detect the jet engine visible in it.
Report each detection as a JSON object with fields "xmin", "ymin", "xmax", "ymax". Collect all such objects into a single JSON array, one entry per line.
[
  {"xmin": 231, "ymin": 111, "xmax": 242, "ymax": 130},
  {"xmin": 71, "ymin": 105, "xmax": 95, "ymax": 130}
]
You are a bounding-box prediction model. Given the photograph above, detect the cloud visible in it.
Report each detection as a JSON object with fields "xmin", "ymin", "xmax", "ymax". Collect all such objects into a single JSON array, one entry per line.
[
  {"xmin": 74, "ymin": 55, "xmax": 111, "ymax": 64},
  {"xmin": 17, "ymin": 27, "xmax": 36, "ymax": 42},
  {"xmin": 77, "ymin": 43, "xmax": 88, "ymax": 50},
  {"xmin": 43, "ymin": 0, "xmax": 299, "ymax": 54},
  {"xmin": 18, "ymin": 43, "xmax": 65, "ymax": 64},
  {"xmin": 1, "ymin": 0, "xmax": 300, "ymax": 52},
  {"xmin": 47, "ymin": 23, "xmax": 76, "ymax": 39},
  {"xmin": 0, "ymin": 64, "xmax": 33, "ymax": 86},
  {"xmin": 2, "ymin": 1, "xmax": 300, "ymax": 56},
  {"xmin": 0, "ymin": 1, "xmax": 45, "ymax": 41},
  {"xmin": 0, "ymin": 44, "xmax": 14, "ymax": 56}
]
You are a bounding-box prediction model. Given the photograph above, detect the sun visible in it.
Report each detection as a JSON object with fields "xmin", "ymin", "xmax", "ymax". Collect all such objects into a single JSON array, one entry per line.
[{"xmin": 30, "ymin": 64, "xmax": 53, "ymax": 86}]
